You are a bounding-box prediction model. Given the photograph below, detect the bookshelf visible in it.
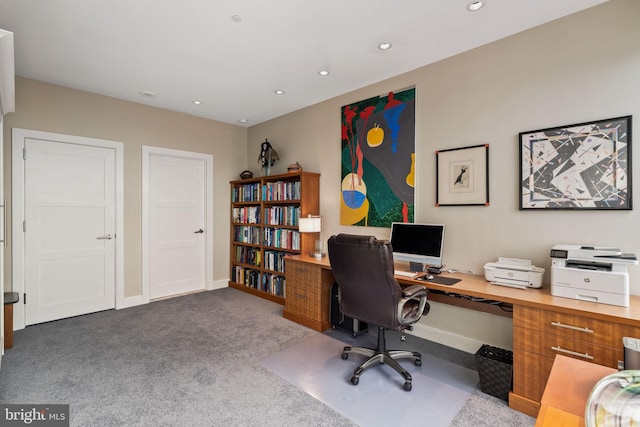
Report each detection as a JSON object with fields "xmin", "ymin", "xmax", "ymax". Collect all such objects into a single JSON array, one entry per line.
[{"xmin": 229, "ymin": 171, "xmax": 320, "ymax": 304}]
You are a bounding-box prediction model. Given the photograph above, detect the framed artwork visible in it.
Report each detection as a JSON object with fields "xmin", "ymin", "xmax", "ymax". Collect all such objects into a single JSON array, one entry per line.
[
  {"xmin": 340, "ymin": 87, "xmax": 415, "ymax": 227},
  {"xmin": 436, "ymin": 144, "xmax": 489, "ymax": 206},
  {"xmin": 519, "ymin": 116, "xmax": 632, "ymax": 210}
]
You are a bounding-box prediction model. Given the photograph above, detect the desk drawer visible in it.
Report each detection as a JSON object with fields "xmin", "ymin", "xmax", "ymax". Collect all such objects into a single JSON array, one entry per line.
[
  {"xmin": 515, "ymin": 306, "xmax": 611, "ymax": 346},
  {"xmin": 514, "ymin": 327, "xmax": 613, "ymax": 366}
]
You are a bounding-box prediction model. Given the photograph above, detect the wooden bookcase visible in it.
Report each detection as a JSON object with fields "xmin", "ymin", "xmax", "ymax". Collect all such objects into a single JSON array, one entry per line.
[{"xmin": 228, "ymin": 171, "xmax": 320, "ymax": 304}]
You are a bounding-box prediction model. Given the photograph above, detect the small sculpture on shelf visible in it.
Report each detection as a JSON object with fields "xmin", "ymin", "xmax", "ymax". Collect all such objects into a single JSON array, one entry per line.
[
  {"xmin": 258, "ymin": 139, "xmax": 279, "ymax": 176},
  {"xmin": 239, "ymin": 170, "xmax": 253, "ymax": 179},
  {"xmin": 287, "ymin": 162, "xmax": 303, "ymax": 173}
]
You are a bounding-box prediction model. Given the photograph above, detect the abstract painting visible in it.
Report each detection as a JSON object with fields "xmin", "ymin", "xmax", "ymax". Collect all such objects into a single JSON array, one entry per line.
[
  {"xmin": 340, "ymin": 88, "xmax": 415, "ymax": 227},
  {"xmin": 519, "ymin": 116, "xmax": 632, "ymax": 210}
]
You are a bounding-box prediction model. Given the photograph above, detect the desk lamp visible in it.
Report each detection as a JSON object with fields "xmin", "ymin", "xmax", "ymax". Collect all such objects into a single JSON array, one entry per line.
[{"xmin": 299, "ymin": 214, "xmax": 324, "ymax": 258}]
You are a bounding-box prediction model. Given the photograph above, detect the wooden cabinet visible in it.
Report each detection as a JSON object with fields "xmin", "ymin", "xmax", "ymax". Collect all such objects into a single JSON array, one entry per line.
[
  {"xmin": 228, "ymin": 172, "xmax": 320, "ymax": 304},
  {"xmin": 513, "ymin": 305, "xmax": 631, "ymax": 409},
  {"xmin": 282, "ymin": 257, "xmax": 333, "ymax": 331}
]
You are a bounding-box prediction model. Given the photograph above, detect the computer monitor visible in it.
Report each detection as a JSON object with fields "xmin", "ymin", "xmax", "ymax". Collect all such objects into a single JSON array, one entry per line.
[{"xmin": 389, "ymin": 222, "xmax": 445, "ymax": 272}]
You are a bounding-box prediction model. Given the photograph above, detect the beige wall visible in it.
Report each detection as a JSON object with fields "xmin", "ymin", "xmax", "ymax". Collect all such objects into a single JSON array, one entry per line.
[
  {"xmin": 3, "ymin": 77, "xmax": 247, "ymax": 298},
  {"xmin": 248, "ymin": 0, "xmax": 640, "ymax": 350}
]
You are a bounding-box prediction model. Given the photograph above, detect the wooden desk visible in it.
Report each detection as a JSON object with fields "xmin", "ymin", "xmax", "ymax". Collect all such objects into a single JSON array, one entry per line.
[
  {"xmin": 535, "ymin": 355, "xmax": 615, "ymax": 426},
  {"xmin": 284, "ymin": 254, "xmax": 640, "ymax": 418}
]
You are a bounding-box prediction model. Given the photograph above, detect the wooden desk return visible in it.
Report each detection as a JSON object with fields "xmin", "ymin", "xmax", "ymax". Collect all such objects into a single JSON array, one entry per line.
[
  {"xmin": 284, "ymin": 254, "xmax": 640, "ymax": 418},
  {"xmin": 535, "ymin": 355, "xmax": 615, "ymax": 426}
]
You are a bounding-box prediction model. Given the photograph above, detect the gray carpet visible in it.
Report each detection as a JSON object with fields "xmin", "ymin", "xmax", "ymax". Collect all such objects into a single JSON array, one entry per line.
[{"xmin": 0, "ymin": 288, "xmax": 535, "ymax": 426}]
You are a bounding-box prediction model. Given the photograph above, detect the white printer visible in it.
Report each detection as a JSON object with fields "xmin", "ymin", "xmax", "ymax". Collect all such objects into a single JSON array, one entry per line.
[
  {"xmin": 484, "ymin": 257, "xmax": 544, "ymax": 289},
  {"xmin": 550, "ymin": 244, "xmax": 638, "ymax": 307}
]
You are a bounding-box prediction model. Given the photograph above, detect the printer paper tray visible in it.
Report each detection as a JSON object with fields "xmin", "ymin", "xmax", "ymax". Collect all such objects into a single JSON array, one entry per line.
[{"xmin": 551, "ymin": 266, "xmax": 629, "ymax": 307}]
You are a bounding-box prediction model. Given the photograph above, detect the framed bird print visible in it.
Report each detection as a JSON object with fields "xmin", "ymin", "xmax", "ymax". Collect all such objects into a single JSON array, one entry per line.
[{"xmin": 436, "ymin": 144, "xmax": 489, "ymax": 206}]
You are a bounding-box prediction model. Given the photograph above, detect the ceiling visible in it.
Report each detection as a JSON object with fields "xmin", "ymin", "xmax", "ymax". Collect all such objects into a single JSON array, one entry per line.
[{"xmin": 0, "ymin": 0, "xmax": 608, "ymax": 127}]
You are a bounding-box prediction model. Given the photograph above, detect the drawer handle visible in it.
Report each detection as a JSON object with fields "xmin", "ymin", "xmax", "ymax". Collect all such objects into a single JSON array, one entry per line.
[
  {"xmin": 550, "ymin": 321, "xmax": 593, "ymax": 333},
  {"xmin": 551, "ymin": 346, "xmax": 594, "ymax": 360}
]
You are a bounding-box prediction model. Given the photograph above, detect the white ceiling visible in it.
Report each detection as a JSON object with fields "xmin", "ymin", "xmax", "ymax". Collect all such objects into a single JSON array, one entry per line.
[{"xmin": 0, "ymin": 0, "xmax": 609, "ymax": 127}]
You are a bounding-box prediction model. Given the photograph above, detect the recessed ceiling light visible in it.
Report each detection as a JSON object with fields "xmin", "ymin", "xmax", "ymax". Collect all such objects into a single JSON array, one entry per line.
[
  {"xmin": 318, "ymin": 70, "xmax": 330, "ymax": 76},
  {"xmin": 274, "ymin": 90, "xmax": 285, "ymax": 95},
  {"xmin": 192, "ymin": 100, "xmax": 202, "ymax": 105},
  {"xmin": 239, "ymin": 118, "xmax": 248, "ymax": 124},
  {"xmin": 231, "ymin": 15, "xmax": 242, "ymax": 23},
  {"xmin": 466, "ymin": 1, "xmax": 484, "ymax": 11},
  {"xmin": 139, "ymin": 90, "xmax": 156, "ymax": 98},
  {"xmin": 378, "ymin": 42, "xmax": 392, "ymax": 50}
]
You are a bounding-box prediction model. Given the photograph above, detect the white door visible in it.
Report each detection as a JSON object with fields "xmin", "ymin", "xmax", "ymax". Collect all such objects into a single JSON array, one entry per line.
[
  {"xmin": 148, "ymin": 153, "xmax": 206, "ymax": 299},
  {"xmin": 25, "ymin": 138, "xmax": 116, "ymax": 325}
]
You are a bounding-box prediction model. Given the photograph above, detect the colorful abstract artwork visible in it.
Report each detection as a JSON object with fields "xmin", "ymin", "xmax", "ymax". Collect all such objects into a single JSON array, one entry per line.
[
  {"xmin": 519, "ymin": 116, "xmax": 632, "ymax": 210},
  {"xmin": 340, "ymin": 88, "xmax": 416, "ymax": 227}
]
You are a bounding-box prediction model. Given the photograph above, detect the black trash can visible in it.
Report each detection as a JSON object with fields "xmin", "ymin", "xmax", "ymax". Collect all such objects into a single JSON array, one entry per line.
[{"xmin": 474, "ymin": 344, "xmax": 513, "ymax": 401}]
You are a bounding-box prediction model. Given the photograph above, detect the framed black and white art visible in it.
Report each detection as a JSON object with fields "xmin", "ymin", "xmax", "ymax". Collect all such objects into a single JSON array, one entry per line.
[
  {"xmin": 436, "ymin": 144, "xmax": 489, "ymax": 206},
  {"xmin": 519, "ymin": 116, "xmax": 632, "ymax": 210}
]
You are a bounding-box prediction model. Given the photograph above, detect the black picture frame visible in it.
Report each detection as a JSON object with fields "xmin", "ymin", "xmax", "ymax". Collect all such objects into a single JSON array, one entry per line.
[
  {"xmin": 436, "ymin": 144, "xmax": 489, "ymax": 206},
  {"xmin": 519, "ymin": 116, "xmax": 632, "ymax": 210}
]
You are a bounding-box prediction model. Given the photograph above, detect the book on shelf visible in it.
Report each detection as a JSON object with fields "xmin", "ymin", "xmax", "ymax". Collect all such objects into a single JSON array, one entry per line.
[
  {"xmin": 232, "ymin": 206, "xmax": 261, "ymax": 224},
  {"xmin": 263, "ymin": 228, "xmax": 300, "ymax": 250},
  {"xmin": 262, "ymin": 181, "xmax": 301, "ymax": 201},
  {"xmin": 232, "ymin": 183, "xmax": 261, "ymax": 202},
  {"xmin": 263, "ymin": 250, "xmax": 286, "ymax": 273},
  {"xmin": 263, "ymin": 205, "xmax": 300, "ymax": 226}
]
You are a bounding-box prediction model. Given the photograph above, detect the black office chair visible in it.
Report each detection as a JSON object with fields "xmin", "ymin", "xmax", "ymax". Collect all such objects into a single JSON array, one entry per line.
[{"xmin": 327, "ymin": 234, "xmax": 430, "ymax": 391}]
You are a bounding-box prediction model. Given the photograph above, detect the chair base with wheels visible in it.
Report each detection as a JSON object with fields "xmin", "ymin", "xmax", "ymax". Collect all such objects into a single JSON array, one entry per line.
[
  {"xmin": 327, "ymin": 234, "xmax": 429, "ymax": 392},
  {"xmin": 342, "ymin": 326, "xmax": 422, "ymax": 391}
]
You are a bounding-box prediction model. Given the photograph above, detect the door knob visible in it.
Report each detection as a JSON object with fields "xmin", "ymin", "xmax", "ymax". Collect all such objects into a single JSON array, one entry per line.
[
  {"xmin": 194, "ymin": 229, "xmax": 204, "ymax": 234},
  {"xmin": 97, "ymin": 234, "xmax": 113, "ymax": 240}
]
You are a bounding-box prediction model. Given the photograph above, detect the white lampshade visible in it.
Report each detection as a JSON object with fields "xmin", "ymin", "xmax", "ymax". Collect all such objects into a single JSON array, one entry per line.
[
  {"xmin": 299, "ymin": 215, "xmax": 322, "ymax": 233},
  {"xmin": 298, "ymin": 215, "xmax": 325, "ymax": 258}
]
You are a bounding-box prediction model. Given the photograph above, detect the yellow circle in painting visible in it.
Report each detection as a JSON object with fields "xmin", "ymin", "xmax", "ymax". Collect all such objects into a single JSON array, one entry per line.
[
  {"xmin": 340, "ymin": 173, "xmax": 369, "ymax": 225},
  {"xmin": 367, "ymin": 125, "xmax": 384, "ymax": 147}
]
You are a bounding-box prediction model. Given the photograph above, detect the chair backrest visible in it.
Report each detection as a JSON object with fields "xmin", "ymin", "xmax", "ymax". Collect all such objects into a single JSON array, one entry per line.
[{"xmin": 327, "ymin": 234, "xmax": 403, "ymax": 330}]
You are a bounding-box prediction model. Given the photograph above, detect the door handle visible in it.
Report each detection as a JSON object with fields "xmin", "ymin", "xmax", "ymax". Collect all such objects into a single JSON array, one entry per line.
[
  {"xmin": 194, "ymin": 229, "xmax": 204, "ymax": 234},
  {"xmin": 97, "ymin": 234, "xmax": 113, "ymax": 240}
]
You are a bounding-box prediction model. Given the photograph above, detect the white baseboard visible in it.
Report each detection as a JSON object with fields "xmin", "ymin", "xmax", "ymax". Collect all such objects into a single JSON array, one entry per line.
[
  {"xmin": 207, "ymin": 279, "xmax": 228, "ymax": 291},
  {"xmin": 409, "ymin": 323, "xmax": 486, "ymax": 354},
  {"xmin": 116, "ymin": 294, "xmax": 145, "ymax": 310}
]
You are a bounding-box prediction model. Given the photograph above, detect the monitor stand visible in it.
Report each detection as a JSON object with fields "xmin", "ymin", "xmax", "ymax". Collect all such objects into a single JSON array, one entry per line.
[{"xmin": 409, "ymin": 262, "xmax": 424, "ymax": 273}]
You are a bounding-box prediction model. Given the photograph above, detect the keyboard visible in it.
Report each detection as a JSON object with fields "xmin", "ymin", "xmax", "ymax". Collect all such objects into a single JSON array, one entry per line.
[{"xmin": 394, "ymin": 270, "xmax": 419, "ymax": 278}]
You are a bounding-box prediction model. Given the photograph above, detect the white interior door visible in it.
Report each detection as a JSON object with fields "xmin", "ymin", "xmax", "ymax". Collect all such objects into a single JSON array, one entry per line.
[
  {"xmin": 148, "ymin": 153, "xmax": 206, "ymax": 299},
  {"xmin": 25, "ymin": 138, "xmax": 116, "ymax": 325}
]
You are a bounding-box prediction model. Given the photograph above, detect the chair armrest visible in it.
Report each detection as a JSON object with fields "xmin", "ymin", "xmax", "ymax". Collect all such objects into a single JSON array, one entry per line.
[
  {"xmin": 402, "ymin": 285, "xmax": 427, "ymax": 299},
  {"xmin": 397, "ymin": 285, "xmax": 428, "ymax": 326}
]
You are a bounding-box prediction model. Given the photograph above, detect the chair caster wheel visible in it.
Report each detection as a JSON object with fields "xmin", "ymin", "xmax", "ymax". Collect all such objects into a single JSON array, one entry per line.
[
  {"xmin": 342, "ymin": 352, "xmax": 348, "ymax": 360},
  {"xmin": 404, "ymin": 382, "xmax": 412, "ymax": 391},
  {"xmin": 351, "ymin": 376, "xmax": 359, "ymax": 385},
  {"xmin": 415, "ymin": 359, "xmax": 422, "ymax": 366}
]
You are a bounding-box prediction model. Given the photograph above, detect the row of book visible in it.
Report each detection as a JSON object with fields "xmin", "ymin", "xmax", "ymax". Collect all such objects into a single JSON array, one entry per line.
[
  {"xmin": 232, "ymin": 183, "xmax": 261, "ymax": 202},
  {"xmin": 262, "ymin": 181, "xmax": 301, "ymax": 201},
  {"xmin": 232, "ymin": 206, "xmax": 261, "ymax": 224},
  {"xmin": 263, "ymin": 206, "xmax": 300, "ymax": 226},
  {"xmin": 263, "ymin": 228, "xmax": 300, "ymax": 250},
  {"xmin": 263, "ymin": 250, "xmax": 287, "ymax": 273},
  {"xmin": 232, "ymin": 267, "xmax": 285, "ymax": 297},
  {"xmin": 232, "ymin": 180, "xmax": 301, "ymax": 203},
  {"xmin": 235, "ymin": 246, "xmax": 260, "ymax": 266},
  {"xmin": 263, "ymin": 273, "xmax": 286, "ymax": 296},
  {"xmin": 233, "ymin": 226, "xmax": 261, "ymax": 245},
  {"xmin": 232, "ymin": 266, "xmax": 261, "ymax": 289}
]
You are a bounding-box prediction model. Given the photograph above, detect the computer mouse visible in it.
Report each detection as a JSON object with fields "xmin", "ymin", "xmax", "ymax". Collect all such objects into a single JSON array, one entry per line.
[{"xmin": 427, "ymin": 274, "xmax": 434, "ymax": 280}]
